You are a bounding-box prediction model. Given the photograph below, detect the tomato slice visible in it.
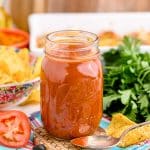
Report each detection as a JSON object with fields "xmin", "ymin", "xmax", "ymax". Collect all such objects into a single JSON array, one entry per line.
[{"xmin": 0, "ymin": 110, "xmax": 31, "ymax": 148}]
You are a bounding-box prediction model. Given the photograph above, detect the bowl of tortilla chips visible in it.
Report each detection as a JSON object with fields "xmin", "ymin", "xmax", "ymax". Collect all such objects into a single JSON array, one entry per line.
[{"xmin": 0, "ymin": 46, "xmax": 42, "ymax": 108}]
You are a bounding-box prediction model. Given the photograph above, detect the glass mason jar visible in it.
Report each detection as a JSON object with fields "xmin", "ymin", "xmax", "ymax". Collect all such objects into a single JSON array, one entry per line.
[{"xmin": 41, "ymin": 30, "xmax": 103, "ymax": 140}]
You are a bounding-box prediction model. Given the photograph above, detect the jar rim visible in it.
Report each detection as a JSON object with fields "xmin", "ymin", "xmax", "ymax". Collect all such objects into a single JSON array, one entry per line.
[
  {"xmin": 45, "ymin": 30, "xmax": 100, "ymax": 61},
  {"xmin": 46, "ymin": 30, "xmax": 98, "ymax": 45}
]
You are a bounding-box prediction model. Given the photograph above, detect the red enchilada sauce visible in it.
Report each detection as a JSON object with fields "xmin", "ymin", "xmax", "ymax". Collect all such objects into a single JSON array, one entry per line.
[{"xmin": 41, "ymin": 30, "xmax": 103, "ymax": 139}]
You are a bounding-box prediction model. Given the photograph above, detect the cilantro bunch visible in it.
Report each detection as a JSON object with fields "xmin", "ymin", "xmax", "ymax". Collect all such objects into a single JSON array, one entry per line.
[{"xmin": 103, "ymin": 36, "xmax": 150, "ymax": 122}]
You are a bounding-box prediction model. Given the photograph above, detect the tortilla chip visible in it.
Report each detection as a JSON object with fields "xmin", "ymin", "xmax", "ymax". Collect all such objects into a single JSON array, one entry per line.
[
  {"xmin": 20, "ymin": 89, "xmax": 40, "ymax": 105},
  {"xmin": 106, "ymin": 113, "xmax": 136, "ymax": 138},
  {"xmin": 32, "ymin": 57, "xmax": 42, "ymax": 78},
  {"xmin": 17, "ymin": 48, "xmax": 30, "ymax": 64},
  {"xmin": 120, "ymin": 124, "xmax": 150, "ymax": 147},
  {"xmin": 0, "ymin": 47, "xmax": 28, "ymax": 82},
  {"xmin": 0, "ymin": 47, "xmax": 41, "ymax": 84},
  {"xmin": 0, "ymin": 70, "xmax": 13, "ymax": 84},
  {"xmin": 16, "ymin": 49, "xmax": 32, "ymax": 80},
  {"xmin": 106, "ymin": 113, "xmax": 150, "ymax": 147}
]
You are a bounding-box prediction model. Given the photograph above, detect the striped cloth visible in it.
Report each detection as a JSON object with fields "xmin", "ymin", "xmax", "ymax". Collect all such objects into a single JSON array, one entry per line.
[{"xmin": 0, "ymin": 111, "xmax": 150, "ymax": 150}]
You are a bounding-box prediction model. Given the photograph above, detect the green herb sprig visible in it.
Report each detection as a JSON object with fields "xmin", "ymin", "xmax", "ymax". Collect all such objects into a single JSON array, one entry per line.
[{"xmin": 103, "ymin": 36, "xmax": 150, "ymax": 122}]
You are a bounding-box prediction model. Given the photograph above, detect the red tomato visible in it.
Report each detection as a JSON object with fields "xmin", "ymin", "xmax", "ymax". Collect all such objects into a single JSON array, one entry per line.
[{"xmin": 0, "ymin": 110, "xmax": 31, "ymax": 148}]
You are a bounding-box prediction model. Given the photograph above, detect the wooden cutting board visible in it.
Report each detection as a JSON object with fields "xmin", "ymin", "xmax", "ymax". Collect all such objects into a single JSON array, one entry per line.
[{"xmin": 34, "ymin": 127, "xmax": 80, "ymax": 150}]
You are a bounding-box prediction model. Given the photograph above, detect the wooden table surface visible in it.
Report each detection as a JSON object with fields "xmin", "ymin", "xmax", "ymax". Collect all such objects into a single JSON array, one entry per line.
[{"xmin": 9, "ymin": 0, "xmax": 150, "ymax": 31}]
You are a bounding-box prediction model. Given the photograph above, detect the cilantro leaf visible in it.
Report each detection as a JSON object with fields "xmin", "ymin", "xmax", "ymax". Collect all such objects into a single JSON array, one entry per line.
[{"xmin": 103, "ymin": 36, "xmax": 150, "ymax": 122}]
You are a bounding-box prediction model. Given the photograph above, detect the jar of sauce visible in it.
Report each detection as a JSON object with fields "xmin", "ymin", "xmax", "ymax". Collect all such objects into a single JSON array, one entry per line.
[{"xmin": 41, "ymin": 30, "xmax": 103, "ymax": 140}]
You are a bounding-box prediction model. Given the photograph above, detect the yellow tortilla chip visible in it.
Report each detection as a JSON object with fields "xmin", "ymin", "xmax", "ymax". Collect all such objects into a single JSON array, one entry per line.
[
  {"xmin": 20, "ymin": 89, "xmax": 40, "ymax": 105},
  {"xmin": 120, "ymin": 124, "xmax": 150, "ymax": 147},
  {"xmin": 0, "ymin": 47, "xmax": 28, "ymax": 82},
  {"xmin": 0, "ymin": 46, "xmax": 42, "ymax": 84},
  {"xmin": 0, "ymin": 60, "xmax": 10, "ymax": 75},
  {"xmin": 16, "ymin": 48, "xmax": 32, "ymax": 80},
  {"xmin": 17, "ymin": 48, "xmax": 29, "ymax": 64},
  {"xmin": 106, "ymin": 113, "xmax": 150, "ymax": 147},
  {"xmin": 0, "ymin": 70, "xmax": 13, "ymax": 84},
  {"xmin": 32, "ymin": 57, "xmax": 42, "ymax": 78},
  {"xmin": 106, "ymin": 113, "xmax": 135, "ymax": 138}
]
